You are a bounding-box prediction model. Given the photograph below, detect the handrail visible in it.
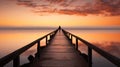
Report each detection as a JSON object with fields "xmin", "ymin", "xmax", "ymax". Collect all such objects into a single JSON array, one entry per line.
[
  {"xmin": 62, "ymin": 29, "xmax": 120, "ymax": 67},
  {"xmin": 0, "ymin": 28, "xmax": 58, "ymax": 67}
]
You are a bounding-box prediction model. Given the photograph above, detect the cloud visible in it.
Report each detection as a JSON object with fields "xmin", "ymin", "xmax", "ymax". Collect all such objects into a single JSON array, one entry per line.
[
  {"xmin": 15, "ymin": 0, "xmax": 120, "ymax": 16},
  {"xmin": 16, "ymin": 0, "xmax": 37, "ymax": 7}
]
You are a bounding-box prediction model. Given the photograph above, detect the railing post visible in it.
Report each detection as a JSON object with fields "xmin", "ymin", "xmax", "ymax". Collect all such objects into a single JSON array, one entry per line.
[
  {"xmin": 50, "ymin": 34, "xmax": 52, "ymax": 39},
  {"xmin": 71, "ymin": 35, "xmax": 73, "ymax": 43},
  {"xmin": 88, "ymin": 47, "xmax": 92, "ymax": 67},
  {"xmin": 37, "ymin": 40, "xmax": 40, "ymax": 57},
  {"xmin": 76, "ymin": 38, "xmax": 78, "ymax": 50},
  {"xmin": 51, "ymin": 33, "xmax": 54, "ymax": 39},
  {"xmin": 13, "ymin": 56, "xmax": 20, "ymax": 67},
  {"xmin": 67, "ymin": 33, "xmax": 69, "ymax": 38},
  {"xmin": 68, "ymin": 33, "xmax": 70, "ymax": 38},
  {"xmin": 46, "ymin": 36, "xmax": 48, "ymax": 45}
]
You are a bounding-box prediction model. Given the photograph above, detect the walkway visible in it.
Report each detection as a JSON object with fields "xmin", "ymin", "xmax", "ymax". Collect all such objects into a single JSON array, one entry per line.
[{"xmin": 30, "ymin": 30, "xmax": 88, "ymax": 67}]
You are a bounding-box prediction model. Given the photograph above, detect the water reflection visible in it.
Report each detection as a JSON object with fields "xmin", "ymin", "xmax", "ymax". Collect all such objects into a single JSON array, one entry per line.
[
  {"xmin": 78, "ymin": 42, "xmax": 120, "ymax": 58},
  {"xmin": 93, "ymin": 42, "xmax": 120, "ymax": 58}
]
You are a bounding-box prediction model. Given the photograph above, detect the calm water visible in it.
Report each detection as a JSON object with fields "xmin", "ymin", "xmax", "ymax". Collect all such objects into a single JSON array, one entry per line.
[{"xmin": 0, "ymin": 29, "xmax": 120, "ymax": 67}]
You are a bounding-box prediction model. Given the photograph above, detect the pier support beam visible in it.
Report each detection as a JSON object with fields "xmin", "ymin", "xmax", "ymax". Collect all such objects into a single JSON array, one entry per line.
[
  {"xmin": 13, "ymin": 56, "xmax": 20, "ymax": 67},
  {"xmin": 37, "ymin": 41, "xmax": 40, "ymax": 57},
  {"xmin": 46, "ymin": 36, "xmax": 48, "ymax": 45},
  {"xmin": 88, "ymin": 47, "xmax": 92, "ymax": 67},
  {"xmin": 71, "ymin": 35, "xmax": 73, "ymax": 43},
  {"xmin": 76, "ymin": 38, "xmax": 78, "ymax": 50}
]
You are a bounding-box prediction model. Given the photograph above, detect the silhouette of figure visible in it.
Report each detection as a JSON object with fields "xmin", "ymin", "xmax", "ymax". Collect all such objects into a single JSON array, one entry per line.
[
  {"xmin": 58, "ymin": 26, "xmax": 61, "ymax": 30},
  {"xmin": 58, "ymin": 26, "xmax": 61, "ymax": 32}
]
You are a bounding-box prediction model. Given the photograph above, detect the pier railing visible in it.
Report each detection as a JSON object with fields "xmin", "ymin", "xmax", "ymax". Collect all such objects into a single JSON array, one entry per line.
[
  {"xmin": 62, "ymin": 29, "xmax": 120, "ymax": 67},
  {"xmin": 0, "ymin": 29, "xmax": 58, "ymax": 67}
]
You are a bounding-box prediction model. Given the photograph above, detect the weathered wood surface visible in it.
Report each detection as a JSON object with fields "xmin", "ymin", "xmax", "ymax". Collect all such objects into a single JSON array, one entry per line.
[{"xmin": 30, "ymin": 30, "xmax": 88, "ymax": 67}]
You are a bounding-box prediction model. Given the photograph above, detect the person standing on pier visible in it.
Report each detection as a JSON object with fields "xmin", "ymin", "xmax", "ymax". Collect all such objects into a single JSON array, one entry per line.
[
  {"xmin": 58, "ymin": 26, "xmax": 61, "ymax": 32},
  {"xmin": 58, "ymin": 26, "xmax": 61, "ymax": 30}
]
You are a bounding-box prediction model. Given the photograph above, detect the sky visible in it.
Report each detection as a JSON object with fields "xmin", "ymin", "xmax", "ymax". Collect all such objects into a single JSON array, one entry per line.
[{"xmin": 0, "ymin": 0, "xmax": 120, "ymax": 27}]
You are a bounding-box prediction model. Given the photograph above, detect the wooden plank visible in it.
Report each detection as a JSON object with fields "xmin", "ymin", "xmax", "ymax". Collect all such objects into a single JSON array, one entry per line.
[{"xmin": 29, "ymin": 30, "xmax": 88, "ymax": 67}]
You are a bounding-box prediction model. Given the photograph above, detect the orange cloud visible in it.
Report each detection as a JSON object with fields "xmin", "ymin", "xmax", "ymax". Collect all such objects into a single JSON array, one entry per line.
[{"xmin": 15, "ymin": 0, "xmax": 120, "ymax": 16}]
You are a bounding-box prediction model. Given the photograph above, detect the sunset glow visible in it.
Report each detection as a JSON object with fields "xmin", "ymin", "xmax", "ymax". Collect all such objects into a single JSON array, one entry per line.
[
  {"xmin": 0, "ymin": 0, "xmax": 120, "ymax": 27},
  {"xmin": 0, "ymin": 1, "xmax": 120, "ymax": 67}
]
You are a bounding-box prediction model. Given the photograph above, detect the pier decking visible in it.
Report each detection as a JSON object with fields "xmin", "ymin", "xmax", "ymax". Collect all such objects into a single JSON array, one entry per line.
[{"xmin": 29, "ymin": 30, "xmax": 88, "ymax": 67}]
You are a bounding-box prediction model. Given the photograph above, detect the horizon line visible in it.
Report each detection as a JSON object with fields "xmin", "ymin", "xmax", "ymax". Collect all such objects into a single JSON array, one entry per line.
[{"xmin": 0, "ymin": 26, "xmax": 120, "ymax": 30}]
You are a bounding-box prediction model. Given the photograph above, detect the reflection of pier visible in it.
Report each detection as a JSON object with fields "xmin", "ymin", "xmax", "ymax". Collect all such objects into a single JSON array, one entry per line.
[{"xmin": 0, "ymin": 27, "xmax": 120, "ymax": 67}]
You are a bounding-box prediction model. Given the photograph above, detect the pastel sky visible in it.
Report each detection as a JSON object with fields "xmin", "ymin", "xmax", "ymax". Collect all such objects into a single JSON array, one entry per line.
[{"xmin": 0, "ymin": 0, "xmax": 120, "ymax": 27}]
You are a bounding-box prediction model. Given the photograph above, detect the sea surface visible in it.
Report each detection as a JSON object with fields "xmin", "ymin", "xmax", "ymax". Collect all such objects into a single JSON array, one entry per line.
[{"xmin": 0, "ymin": 29, "xmax": 120, "ymax": 67}]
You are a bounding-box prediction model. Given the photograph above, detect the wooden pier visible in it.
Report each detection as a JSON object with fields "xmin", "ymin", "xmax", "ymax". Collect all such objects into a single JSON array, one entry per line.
[
  {"xmin": 29, "ymin": 29, "xmax": 88, "ymax": 67},
  {"xmin": 0, "ymin": 27, "xmax": 120, "ymax": 67}
]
